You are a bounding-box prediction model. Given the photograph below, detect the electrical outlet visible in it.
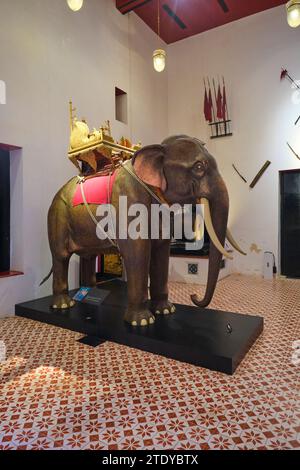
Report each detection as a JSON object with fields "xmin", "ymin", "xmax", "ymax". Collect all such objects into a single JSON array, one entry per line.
[{"xmin": 188, "ymin": 263, "xmax": 198, "ymax": 275}]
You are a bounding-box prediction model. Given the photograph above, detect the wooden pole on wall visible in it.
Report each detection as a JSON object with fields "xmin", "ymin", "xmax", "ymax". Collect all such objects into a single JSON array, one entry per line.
[{"xmin": 249, "ymin": 161, "xmax": 271, "ymax": 189}]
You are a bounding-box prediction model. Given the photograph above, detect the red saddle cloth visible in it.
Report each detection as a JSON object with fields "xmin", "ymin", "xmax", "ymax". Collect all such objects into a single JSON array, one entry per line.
[{"xmin": 72, "ymin": 172, "xmax": 117, "ymax": 207}]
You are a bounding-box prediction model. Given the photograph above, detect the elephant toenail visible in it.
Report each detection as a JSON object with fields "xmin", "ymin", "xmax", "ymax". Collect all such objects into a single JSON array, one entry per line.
[
  {"xmin": 140, "ymin": 319, "xmax": 148, "ymax": 326},
  {"xmin": 131, "ymin": 321, "xmax": 137, "ymax": 326},
  {"xmin": 163, "ymin": 309, "xmax": 170, "ymax": 315},
  {"xmin": 155, "ymin": 310, "xmax": 161, "ymax": 315},
  {"xmin": 171, "ymin": 306, "xmax": 176, "ymax": 313},
  {"xmin": 61, "ymin": 303, "xmax": 68, "ymax": 309},
  {"xmin": 52, "ymin": 305, "xmax": 58, "ymax": 309},
  {"xmin": 70, "ymin": 300, "xmax": 75, "ymax": 307},
  {"xmin": 149, "ymin": 317, "xmax": 155, "ymax": 324}
]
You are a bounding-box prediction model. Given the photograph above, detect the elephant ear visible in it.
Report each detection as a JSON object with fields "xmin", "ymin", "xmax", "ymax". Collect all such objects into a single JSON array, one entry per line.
[{"xmin": 132, "ymin": 144, "xmax": 167, "ymax": 191}]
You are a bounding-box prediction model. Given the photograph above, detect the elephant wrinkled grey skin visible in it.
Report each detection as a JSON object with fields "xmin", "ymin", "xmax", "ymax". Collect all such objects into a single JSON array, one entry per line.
[{"xmin": 46, "ymin": 135, "xmax": 244, "ymax": 326}]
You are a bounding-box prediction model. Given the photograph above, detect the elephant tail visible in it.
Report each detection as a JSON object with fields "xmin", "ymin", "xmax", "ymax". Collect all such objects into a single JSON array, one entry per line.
[{"xmin": 39, "ymin": 268, "xmax": 53, "ymax": 286}]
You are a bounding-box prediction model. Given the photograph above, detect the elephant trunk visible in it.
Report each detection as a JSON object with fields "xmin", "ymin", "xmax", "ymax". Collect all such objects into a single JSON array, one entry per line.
[{"xmin": 191, "ymin": 179, "xmax": 229, "ymax": 308}]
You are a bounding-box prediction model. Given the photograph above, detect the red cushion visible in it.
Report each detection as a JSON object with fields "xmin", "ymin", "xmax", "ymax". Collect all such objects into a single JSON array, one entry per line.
[{"xmin": 72, "ymin": 171, "xmax": 117, "ymax": 207}]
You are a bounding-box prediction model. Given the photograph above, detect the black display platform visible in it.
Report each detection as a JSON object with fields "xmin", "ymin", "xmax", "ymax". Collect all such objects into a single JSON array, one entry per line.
[{"xmin": 15, "ymin": 279, "xmax": 263, "ymax": 375}]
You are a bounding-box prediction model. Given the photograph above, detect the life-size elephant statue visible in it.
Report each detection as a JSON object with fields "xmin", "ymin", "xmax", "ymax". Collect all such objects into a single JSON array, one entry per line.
[{"xmin": 45, "ymin": 135, "xmax": 244, "ymax": 326}]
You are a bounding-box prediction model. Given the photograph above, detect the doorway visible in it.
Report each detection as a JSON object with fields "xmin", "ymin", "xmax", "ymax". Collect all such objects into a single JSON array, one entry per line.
[
  {"xmin": 0, "ymin": 149, "xmax": 10, "ymax": 272},
  {"xmin": 280, "ymin": 169, "xmax": 300, "ymax": 278}
]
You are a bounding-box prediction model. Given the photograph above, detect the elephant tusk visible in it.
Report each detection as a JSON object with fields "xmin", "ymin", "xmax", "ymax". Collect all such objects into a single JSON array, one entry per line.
[
  {"xmin": 195, "ymin": 211, "xmax": 204, "ymax": 241},
  {"xmin": 200, "ymin": 198, "xmax": 233, "ymax": 260},
  {"xmin": 226, "ymin": 229, "xmax": 247, "ymax": 256}
]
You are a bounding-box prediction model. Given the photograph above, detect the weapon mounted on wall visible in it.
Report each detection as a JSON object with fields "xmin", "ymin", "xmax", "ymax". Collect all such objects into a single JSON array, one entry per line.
[{"xmin": 203, "ymin": 76, "xmax": 232, "ymax": 139}]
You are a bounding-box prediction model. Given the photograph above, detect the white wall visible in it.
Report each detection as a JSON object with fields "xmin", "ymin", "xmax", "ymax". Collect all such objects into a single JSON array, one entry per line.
[
  {"xmin": 0, "ymin": 0, "xmax": 168, "ymax": 316},
  {"xmin": 167, "ymin": 5, "xmax": 300, "ymax": 276}
]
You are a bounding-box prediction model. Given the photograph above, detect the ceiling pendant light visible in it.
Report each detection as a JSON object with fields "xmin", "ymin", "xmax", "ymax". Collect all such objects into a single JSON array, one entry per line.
[
  {"xmin": 153, "ymin": 0, "xmax": 166, "ymax": 72},
  {"xmin": 286, "ymin": 0, "xmax": 300, "ymax": 28},
  {"xmin": 153, "ymin": 49, "xmax": 166, "ymax": 73},
  {"xmin": 67, "ymin": 0, "xmax": 84, "ymax": 12}
]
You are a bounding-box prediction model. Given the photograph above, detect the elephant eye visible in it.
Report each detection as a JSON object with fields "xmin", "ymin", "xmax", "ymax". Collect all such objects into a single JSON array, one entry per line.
[{"xmin": 194, "ymin": 161, "xmax": 207, "ymax": 174}]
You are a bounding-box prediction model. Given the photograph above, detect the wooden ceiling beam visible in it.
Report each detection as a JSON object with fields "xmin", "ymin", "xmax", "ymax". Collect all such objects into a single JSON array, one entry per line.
[{"xmin": 116, "ymin": 0, "xmax": 153, "ymax": 15}]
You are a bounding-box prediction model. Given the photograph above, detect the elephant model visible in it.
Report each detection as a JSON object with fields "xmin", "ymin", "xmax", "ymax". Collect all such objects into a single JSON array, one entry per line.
[{"xmin": 45, "ymin": 135, "xmax": 245, "ymax": 326}]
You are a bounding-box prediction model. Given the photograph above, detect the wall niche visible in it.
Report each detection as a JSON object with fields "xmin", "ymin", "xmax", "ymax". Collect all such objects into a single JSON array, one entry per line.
[{"xmin": 115, "ymin": 87, "xmax": 128, "ymax": 124}]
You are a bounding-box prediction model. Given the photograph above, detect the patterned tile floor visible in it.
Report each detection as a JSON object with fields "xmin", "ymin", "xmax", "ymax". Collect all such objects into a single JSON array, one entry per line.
[{"xmin": 0, "ymin": 274, "xmax": 299, "ymax": 450}]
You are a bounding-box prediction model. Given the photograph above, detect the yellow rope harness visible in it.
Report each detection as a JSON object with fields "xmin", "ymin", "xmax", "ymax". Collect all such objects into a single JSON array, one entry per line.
[{"xmin": 77, "ymin": 160, "xmax": 174, "ymax": 247}]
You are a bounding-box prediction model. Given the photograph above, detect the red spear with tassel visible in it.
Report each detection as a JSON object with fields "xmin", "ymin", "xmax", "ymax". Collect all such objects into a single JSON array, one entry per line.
[
  {"xmin": 203, "ymin": 78, "xmax": 212, "ymax": 123},
  {"xmin": 222, "ymin": 76, "xmax": 228, "ymax": 134}
]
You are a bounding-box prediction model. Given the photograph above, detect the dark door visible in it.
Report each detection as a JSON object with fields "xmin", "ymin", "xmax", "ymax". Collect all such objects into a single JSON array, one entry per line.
[
  {"xmin": 280, "ymin": 169, "xmax": 300, "ymax": 278},
  {"xmin": 0, "ymin": 149, "xmax": 10, "ymax": 272}
]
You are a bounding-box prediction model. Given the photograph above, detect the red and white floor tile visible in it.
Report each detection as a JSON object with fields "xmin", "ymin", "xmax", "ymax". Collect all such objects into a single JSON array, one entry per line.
[{"xmin": 0, "ymin": 274, "xmax": 299, "ymax": 450}]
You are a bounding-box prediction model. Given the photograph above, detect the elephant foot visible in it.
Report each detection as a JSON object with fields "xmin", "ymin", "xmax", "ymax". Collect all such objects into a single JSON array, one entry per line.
[
  {"xmin": 151, "ymin": 300, "xmax": 176, "ymax": 316},
  {"xmin": 124, "ymin": 306, "xmax": 155, "ymax": 327},
  {"xmin": 52, "ymin": 294, "xmax": 76, "ymax": 310}
]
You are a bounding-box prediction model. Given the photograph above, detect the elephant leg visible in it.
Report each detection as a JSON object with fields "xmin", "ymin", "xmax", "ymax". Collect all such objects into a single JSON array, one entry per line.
[
  {"xmin": 121, "ymin": 239, "xmax": 155, "ymax": 326},
  {"xmin": 52, "ymin": 256, "xmax": 75, "ymax": 309},
  {"xmin": 48, "ymin": 196, "xmax": 75, "ymax": 309},
  {"xmin": 80, "ymin": 256, "xmax": 97, "ymax": 287},
  {"xmin": 150, "ymin": 239, "xmax": 176, "ymax": 316}
]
